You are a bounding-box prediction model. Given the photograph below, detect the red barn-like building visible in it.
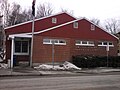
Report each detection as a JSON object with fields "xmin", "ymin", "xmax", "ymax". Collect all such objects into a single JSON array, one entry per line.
[{"xmin": 5, "ymin": 12, "xmax": 118, "ymax": 67}]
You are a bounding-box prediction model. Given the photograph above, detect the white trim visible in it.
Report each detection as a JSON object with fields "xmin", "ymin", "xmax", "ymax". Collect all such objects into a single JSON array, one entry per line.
[
  {"xmin": 76, "ymin": 44, "xmax": 95, "ymax": 46},
  {"xmin": 98, "ymin": 44, "xmax": 114, "ymax": 47},
  {"xmin": 98, "ymin": 41, "xmax": 114, "ymax": 47},
  {"xmin": 75, "ymin": 40, "xmax": 95, "ymax": 46},
  {"xmin": 9, "ymin": 34, "xmax": 32, "ymax": 39},
  {"xmin": 5, "ymin": 12, "xmax": 76, "ymax": 30}
]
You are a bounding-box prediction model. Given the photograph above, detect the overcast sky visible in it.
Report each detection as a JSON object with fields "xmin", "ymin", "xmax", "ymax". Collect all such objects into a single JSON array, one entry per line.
[{"xmin": 11, "ymin": 0, "xmax": 120, "ymax": 21}]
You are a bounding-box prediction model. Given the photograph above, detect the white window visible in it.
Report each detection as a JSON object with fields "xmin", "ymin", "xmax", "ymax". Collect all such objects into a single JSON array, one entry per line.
[
  {"xmin": 43, "ymin": 39, "xmax": 66, "ymax": 45},
  {"xmin": 43, "ymin": 39, "xmax": 51, "ymax": 44},
  {"xmin": 52, "ymin": 17, "xmax": 57, "ymax": 23},
  {"xmin": 14, "ymin": 39, "xmax": 29, "ymax": 55},
  {"xmin": 98, "ymin": 41, "xmax": 114, "ymax": 47},
  {"xmin": 91, "ymin": 24, "xmax": 95, "ymax": 30},
  {"xmin": 76, "ymin": 40, "xmax": 94, "ymax": 46},
  {"xmin": 73, "ymin": 22, "xmax": 78, "ymax": 28}
]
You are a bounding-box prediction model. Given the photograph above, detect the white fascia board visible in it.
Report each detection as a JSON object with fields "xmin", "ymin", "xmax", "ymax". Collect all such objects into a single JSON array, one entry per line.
[{"xmin": 9, "ymin": 33, "xmax": 32, "ymax": 39}]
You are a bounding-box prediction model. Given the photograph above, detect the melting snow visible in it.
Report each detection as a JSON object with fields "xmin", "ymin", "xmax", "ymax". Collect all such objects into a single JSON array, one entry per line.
[
  {"xmin": 34, "ymin": 61, "xmax": 81, "ymax": 70},
  {"xmin": 0, "ymin": 63, "xmax": 8, "ymax": 69}
]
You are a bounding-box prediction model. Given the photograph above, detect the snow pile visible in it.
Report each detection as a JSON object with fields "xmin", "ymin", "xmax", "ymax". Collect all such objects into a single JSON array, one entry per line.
[
  {"xmin": 63, "ymin": 61, "xmax": 81, "ymax": 70},
  {"xmin": 34, "ymin": 61, "xmax": 81, "ymax": 70},
  {"xmin": 34, "ymin": 64, "xmax": 64, "ymax": 70},
  {"xmin": 0, "ymin": 63, "xmax": 8, "ymax": 69}
]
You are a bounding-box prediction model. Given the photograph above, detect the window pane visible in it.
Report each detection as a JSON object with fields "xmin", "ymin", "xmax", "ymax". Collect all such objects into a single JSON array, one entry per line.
[
  {"xmin": 82, "ymin": 41, "xmax": 87, "ymax": 44},
  {"xmin": 109, "ymin": 42, "xmax": 113, "ymax": 45},
  {"xmin": 43, "ymin": 39, "xmax": 50, "ymax": 43},
  {"xmin": 76, "ymin": 40, "xmax": 80, "ymax": 44},
  {"xmin": 52, "ymin": 18, "xmax": 57, "ymax": 23},
  {"xmin": 59, "ymin": 40, "xmax": 65, "ymax": 43},
  {"xmin": 103, "ymin": 42, "xmax": 107, "ymax": 45},
  {"xmin": 15, "ymin": 41, "xmax": 21, "ymax": 53},
  {"xmin": 89, "ymin": 41, "xmax": 94, "ymax": 44},
  {"xmin": 74, "ymin": 22, "xmax": 78, "ymax": 28},
  {"xmin": 91, "ymin": 24, "xmax": 95, "ymax": 30},
  {"xmin": 22, "ymin": 41, "xmax": 28, "ymax": 53},
  {"xmin": 54, "ymin": 40, "xmax": 58, "ymax": 43}
]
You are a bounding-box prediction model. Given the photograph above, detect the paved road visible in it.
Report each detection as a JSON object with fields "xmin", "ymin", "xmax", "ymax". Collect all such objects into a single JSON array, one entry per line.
[{"xmin": 0, "ymin": 74, "xmax": 120, "ymax": 90}]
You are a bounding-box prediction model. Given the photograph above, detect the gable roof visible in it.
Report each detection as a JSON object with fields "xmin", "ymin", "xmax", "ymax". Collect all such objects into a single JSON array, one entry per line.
[
  {"xmin": 34, "ymin": 18, "xmax": 118, "ymax": 40},
  {"xmin": 5, "ymin": 12, "xmax": 76, "ymax": 30},
  {"xmin": 7, "ymin": 13, "xmax": 118, "ymax": 40},
  {"xmin": 9, "ymin": 17, "xmax": 119, "ymax": 40}
]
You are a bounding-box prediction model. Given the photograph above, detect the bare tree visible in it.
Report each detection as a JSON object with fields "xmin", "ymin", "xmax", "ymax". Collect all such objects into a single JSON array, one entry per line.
[
  {"xmin": 61, "ymin": 8, "xmax": 74, "ymax": 15},
  {"xmin": 104, "ymin": 18, "xmax": 120, "ymax": 34},
  {"xmin": 36, "ymin": 3, "xmax": 53, "ymax": 18},
  {"xmin": 22, "ymin": 9, "xmax": 33, "ymax": 22},
  {"xmin": 8, "ymin": 3, "xmax": 22, "ymax": 26},
  {"xmin": 0, "ymin": 0, "xmax": 10, "ymax": 27},
  {"xmin": 0, "ymin": 0, "xmax": 9, "ymax": 60},
  {"xmin": 90, "ymin": 18, "xmax": 100, "ymax": 26}
]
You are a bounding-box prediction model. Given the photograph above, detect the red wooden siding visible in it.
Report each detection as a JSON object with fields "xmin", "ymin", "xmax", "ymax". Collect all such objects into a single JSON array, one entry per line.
[
  {"xmin": 38, "ymin": 19, "xmax": 117, "ymax": 41},
  {"xmin": 5, "ymin": 13, "xmax": 75, "ymax": 35}
]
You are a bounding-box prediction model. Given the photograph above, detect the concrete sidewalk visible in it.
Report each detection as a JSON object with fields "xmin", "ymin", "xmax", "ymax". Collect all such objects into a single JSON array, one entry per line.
[
  {"xmin": 0, "ymin": 67, "xmax": 120, "ymax": 77},
  {"xmin": 0, "ymin": 68, "xmax": 41, "ymax": 77}
]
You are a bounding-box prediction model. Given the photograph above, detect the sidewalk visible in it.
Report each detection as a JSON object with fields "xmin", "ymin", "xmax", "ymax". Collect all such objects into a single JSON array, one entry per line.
[
  {"xmin": 0, "ymin": 67, "xmax": 120, "ymax": 77},
  {"xmin": 0, "ymin": 67, "xmax": 41, "ymax": 77},
  {"xmin": 75, "ymin": 67, "xmax": 120, "ymax": 73}
]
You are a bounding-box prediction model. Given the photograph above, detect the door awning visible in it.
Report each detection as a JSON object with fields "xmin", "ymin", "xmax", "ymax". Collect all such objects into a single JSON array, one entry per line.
[{"xmin": 9, "ymin": 33, "xmax": 32, "ymax": 39}]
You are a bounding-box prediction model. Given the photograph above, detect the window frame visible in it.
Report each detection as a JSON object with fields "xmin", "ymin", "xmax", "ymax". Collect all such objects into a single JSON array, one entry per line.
[
  {"xmin": 91, "ymin": 24, "xmax": 95, "ymax": 30},
  {"xmin": 98, "ymin": 41, "xmax": 114, "ymax": 47},
  {"xmin": 52, "ymin": 17, "xmax": 57, "ymax": 23},
  {"xmin": 75, "ymin": 40, "xmax": 95, "ymax": 46},
  {"xmin": 14, "ymin": 39, "xmax": 29, "ymax": 55},
  {"xmin": 73, "ymin": 22, "xmax": 78, "ymax": 28},
  {"xmin": 43, "ymin": 39, "xmax": 66, "ymax": 45}
]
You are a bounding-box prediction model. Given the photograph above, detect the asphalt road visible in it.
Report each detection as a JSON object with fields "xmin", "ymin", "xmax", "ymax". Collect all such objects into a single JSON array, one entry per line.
[{"xmin": 0, "ymin": 74, "xmax": 120, "ymax": 90}]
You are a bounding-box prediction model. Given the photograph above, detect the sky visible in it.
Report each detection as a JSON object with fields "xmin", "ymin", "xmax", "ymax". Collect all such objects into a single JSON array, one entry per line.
[{"xmin": 11, "ymin": 0, "xmax": 120, "ymax": 21}]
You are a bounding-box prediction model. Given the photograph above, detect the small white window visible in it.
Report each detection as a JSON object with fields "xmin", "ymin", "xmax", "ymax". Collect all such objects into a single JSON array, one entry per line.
[
  {"xmin": 52, "ymin": 17, "xmax": 57, "ymax": 23},
  {"xmin": 75, "ymin": 40, "xmax": 94, "ymax": 46},
  {"xmin": 73, "ymin": 22, "xmax": 78, "ymax": 28},
  {"xmin": 43, "ymin": 39, "xmax": 66, "ymax": 45},
  {"xmin": 43, "ymin": 39, "xmax": 51, "ymax": 44},
  {"xmin": 91, "ymin": 24, "xmax": 95, "ymax": 30},
  {"xmin": 98, "ymin": 41, "xmax": 114, "ymax": 47}
]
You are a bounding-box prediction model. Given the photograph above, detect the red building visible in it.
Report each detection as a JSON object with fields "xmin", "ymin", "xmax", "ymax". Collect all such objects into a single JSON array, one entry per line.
[{"xmin": 5, "ymin": 12, "xmax": 118, "ymax": 67}]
